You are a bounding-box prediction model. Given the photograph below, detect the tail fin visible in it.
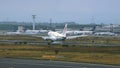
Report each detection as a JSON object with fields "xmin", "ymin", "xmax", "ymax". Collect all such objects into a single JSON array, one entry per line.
[{"xmin": 62, "ymin": 24, "xmax": 67, "ymax": 36}]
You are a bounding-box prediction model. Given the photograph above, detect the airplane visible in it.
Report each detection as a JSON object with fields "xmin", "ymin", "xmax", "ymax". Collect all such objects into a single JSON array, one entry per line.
[
  {"xmin": 94, "ymin": 32, "xmax": 117, "ymax": 36},
  {"xmin": 24, "ymin": 29, "xmax": 48, "ymax": 35},
  {"xmin": 6, "ymin": 26, "xmax": 48, "ymax": 35},
  {"xmin": 66, "ymin": 30, "xmax": 93, "ymax": 36},
  {"xmin": 6, "ymin": 26, "xmax": 24, "ymax": 35},
  {"xmin": 41, "ymin": 24, "xmax": 88, "ymax": 44},
  {"xmin": 6, "ymin": 31, "xmax": 22, "ymax": 35},
  {"xmin": 42, "ymin": 24, "xmax": 67, "ymax": 42}
]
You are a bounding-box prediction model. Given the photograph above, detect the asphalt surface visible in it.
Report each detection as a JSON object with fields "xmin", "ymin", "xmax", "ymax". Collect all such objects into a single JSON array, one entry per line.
[
  {"xmin": 0, "ymin": 40, "xmax": 120, "ymax": 46},
  {"xmin": 0, "ymin": 58, "xmax": 119, "ymax": 68}
]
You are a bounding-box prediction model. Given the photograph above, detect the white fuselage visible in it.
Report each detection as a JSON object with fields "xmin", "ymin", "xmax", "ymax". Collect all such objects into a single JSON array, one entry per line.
[
  {"xmin": 48, "ymin": 31, "xmax": 65, "ymax": 37},
  {"xmin": 47, "ymin": 31, "xmax": 66, "ymax": 41},
  {"xmin": 42, "ymin": 24, "xmax": 67, "ymax": 41}
]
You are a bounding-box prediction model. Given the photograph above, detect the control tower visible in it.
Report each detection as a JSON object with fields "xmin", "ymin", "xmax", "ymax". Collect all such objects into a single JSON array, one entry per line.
[{"xmin": 32, "ymin": 15, "xmax": 36, "ymax": 30}]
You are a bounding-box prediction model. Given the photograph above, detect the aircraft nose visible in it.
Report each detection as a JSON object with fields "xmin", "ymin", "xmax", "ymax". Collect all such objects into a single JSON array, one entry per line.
[{"xmin": 48, "ymin": 32, "xmax": 51, "ymax": 35}]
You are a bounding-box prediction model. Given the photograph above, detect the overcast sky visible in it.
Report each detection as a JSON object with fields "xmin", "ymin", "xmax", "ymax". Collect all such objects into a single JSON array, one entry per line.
[{"xmin": 0, "ymin": 0, "xmax": 120, "ymax": 24}]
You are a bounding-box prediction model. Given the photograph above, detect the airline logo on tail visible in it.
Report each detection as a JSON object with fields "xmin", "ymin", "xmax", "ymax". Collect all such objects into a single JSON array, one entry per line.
[{"xmin": 62, "ymin": 24, "xmax": 67, "ymax": 36}]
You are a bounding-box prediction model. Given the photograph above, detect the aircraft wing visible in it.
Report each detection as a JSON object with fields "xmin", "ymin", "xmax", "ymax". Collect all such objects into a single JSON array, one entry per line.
[
  {"xmin": 41, "ymin": 36, "xmax": 51, "ymax": 40},
  {"xmin": 33, "ymin": 35, "xmax": 50, "ymax": 40},
  {"xmin": 33, "ymin": 35, "xmax": 88, "ymax": 40},
  {"xmin": 30, "ymin": 35, "xmax": 44, "ymax": 38},
  {"xmin": 66, "ymin": 35, "xmax": 88, "ymax": 39}
]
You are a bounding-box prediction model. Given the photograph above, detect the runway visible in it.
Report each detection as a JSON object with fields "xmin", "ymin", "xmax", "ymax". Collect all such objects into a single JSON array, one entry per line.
[
  {"xmin": 0, "ymin": 58, "xmax": 119, "ymax": 68},
  {"xmin": 0, "ymin": 40, "xmax": 120, "ymax": 46}
]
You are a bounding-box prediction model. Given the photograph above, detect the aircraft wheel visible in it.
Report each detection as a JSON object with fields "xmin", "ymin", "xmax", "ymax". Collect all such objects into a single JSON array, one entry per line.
[{"xmin": 48, "ymin": 42, "xmax": 51, "ymax": 45}]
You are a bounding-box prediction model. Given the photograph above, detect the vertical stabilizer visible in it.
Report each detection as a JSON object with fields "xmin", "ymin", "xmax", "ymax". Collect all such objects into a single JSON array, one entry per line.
[{"xmin": 62, "ymin": 24, "xmax": 67, "ymax": 36}]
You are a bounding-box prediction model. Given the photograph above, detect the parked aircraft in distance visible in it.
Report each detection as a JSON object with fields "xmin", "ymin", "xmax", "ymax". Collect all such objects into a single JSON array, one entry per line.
[
  {"xmin": 6, "ymin": 26, "xmax": 48, "ymax": 35},
  {"xmin": 24, "ymin": 29, "xmax": 48, "ymax": 35},
  {"xmin": 94, "ymin": 32, "xmax": 117, "ymax": 36},
  {"xmin": 6, "ymin": 30, "xmax": 23, "ymax": 35},
  {"xmin": 66, "ymin": 30, "xmax": 93, "ymax": 36}
]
